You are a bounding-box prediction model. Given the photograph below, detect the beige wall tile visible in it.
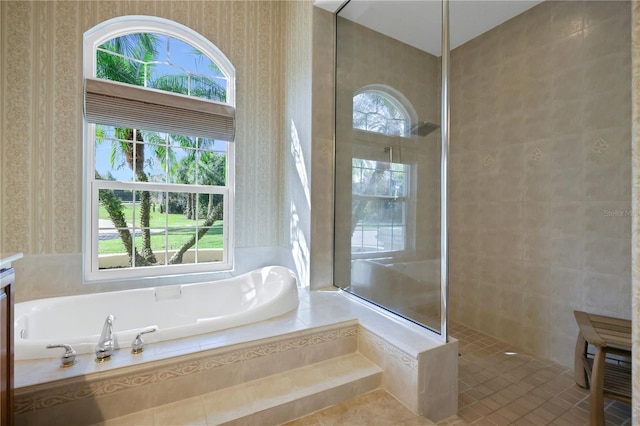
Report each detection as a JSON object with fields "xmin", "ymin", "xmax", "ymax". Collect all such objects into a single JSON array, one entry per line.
[
  {"xmin": 34, "ymin": 397, "xmax": 106, "ymax": 426},
  {"xmin": 451, "ymin": 0, "xmax": 632, "ymax": 368},
  {"xmin": 383, "ymin": 353, "xmax": 418, "ymax": 413},
  {"xmin": 101, "ymin": 408, "xmax": 155, "ymax": 425},
  {"xmin": 153, "ymin": 397, "xmax": 206, "ymax": 426},
  {"xmin": 583, "ymin": 271, "xmax": 629, "ymax": 316}
]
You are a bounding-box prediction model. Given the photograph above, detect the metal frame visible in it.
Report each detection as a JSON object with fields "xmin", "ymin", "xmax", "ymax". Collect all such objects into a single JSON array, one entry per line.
[{"xmin": 440, "ymin": 0, "xmax": 450, "ymax": 343}]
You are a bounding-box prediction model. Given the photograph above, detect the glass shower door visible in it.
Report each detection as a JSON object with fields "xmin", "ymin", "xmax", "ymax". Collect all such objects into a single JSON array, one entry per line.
[{"xmin": 334, "ymin": 0, "xmax": 446, "ymax": 335}]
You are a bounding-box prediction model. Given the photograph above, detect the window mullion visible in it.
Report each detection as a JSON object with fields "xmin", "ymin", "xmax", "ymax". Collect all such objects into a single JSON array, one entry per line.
[
  {"xmin": 194, "ymin": 138, "xmax": 199, "ymax": 264},
  {"xmin": 165, "ymin": 133, "xmax": 169, "ymax": 267},
  {"xmin": 164, "ymin": 189, "xmax": 169, "ymax": 266}
]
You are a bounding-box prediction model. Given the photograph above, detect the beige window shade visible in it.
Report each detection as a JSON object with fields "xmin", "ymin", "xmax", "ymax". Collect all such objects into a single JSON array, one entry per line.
[{"xmin": 85, "ymin": 78, "xmax": 235, "ymax": 141}]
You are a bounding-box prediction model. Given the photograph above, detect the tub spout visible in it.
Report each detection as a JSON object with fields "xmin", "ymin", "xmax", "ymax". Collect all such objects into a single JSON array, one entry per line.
[{"xmin": 95, "ymin": 314, "xmax": 115, "ymax": 362}]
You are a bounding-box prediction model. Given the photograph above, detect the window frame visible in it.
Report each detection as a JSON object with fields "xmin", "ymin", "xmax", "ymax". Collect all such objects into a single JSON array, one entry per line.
[
  {"xmin": 83, "ymin": 16, "xmax": 236, "ymax": 282},
  {"xmin": 350, "ymin": 86, "xmax": 419, "ymax": 260},
  {"xmin": 350, "ymin": 157, "xmax": 411, "ymax": 256},
  {"xmin": 352, "ymin": 85, "xmax": 415, "ymax": 138}
]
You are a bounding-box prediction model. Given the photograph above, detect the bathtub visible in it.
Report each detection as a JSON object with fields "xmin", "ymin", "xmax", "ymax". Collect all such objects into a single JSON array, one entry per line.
[{"xmin": 14, "ymin": 266, "xmax": 299, "ymax": 360}]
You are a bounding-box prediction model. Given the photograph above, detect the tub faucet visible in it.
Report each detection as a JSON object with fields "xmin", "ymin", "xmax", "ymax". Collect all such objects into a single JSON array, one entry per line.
[
  {"xmin": 131, "ymin": 326, "xmax": 157, "ymax": 354},
  {"xmin": 95, "ymin": 314, "xmax": 115, "ymax": 362},
  {"xmin": 46, "ymin": 344, "xmax": 77, "ymax": 367}
]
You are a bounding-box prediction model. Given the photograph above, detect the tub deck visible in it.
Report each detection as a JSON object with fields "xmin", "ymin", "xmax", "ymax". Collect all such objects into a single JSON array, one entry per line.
[{"xmin": 15, "ymin": 288, "xmax": 458, "ymax": 424}]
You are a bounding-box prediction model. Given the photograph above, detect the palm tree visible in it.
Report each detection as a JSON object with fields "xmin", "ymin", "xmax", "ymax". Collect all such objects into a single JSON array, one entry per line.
[
  {"xmin": 198, "ymin": 151, "xmax": 226, "ymax": 217},
  {"xmin": 97, "ymin": 34, "xmax": 157, "ymax": 264},
  {"xmin": 96, "ymin": 33, "xmax": 227, "ymax": 267}
]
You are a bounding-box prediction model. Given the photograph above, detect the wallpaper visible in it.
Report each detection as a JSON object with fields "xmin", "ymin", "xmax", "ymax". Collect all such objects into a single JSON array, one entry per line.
[
  {"xmin": 1, "ymin": 0, "xmax": 287, "ymax": 255},
  {"xmin": 0, "ymin": 1, "xmax": 312, "ymax": 297},
  {"xmin": 282, "ymin": 0, "xmax": 313, "ymax": 288}
]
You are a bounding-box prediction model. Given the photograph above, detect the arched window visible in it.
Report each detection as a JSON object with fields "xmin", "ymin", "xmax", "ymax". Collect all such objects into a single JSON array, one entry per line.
[
  {"xmin": 83, "ymin": 16, "xmax": 235, "ymax": 282},
  {"xmin": 352, "ymin": 86, "xmax": 413, "ymax": 137},
  {"xmin": 350, "ymin": 86, "xmax": 416, "ymax": 255}
]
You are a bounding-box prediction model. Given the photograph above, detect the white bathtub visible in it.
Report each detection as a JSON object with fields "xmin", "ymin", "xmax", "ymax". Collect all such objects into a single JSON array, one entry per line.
[{"xmin": 15, "ymin": 266, "xmax": 299, "ymax": 360}]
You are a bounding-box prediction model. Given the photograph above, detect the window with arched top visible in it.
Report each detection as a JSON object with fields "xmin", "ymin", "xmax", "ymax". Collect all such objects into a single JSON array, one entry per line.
[
  {"xmin": 350, "ymin": 86, "xmax": 416, "ymax": 255},
  {"xmin": 352, "ymin": 89, "xmax": 411, "ymax": 137},
  {"xmin": 83, "ymin": 16, "xmax": 235, "ymax": 282}
]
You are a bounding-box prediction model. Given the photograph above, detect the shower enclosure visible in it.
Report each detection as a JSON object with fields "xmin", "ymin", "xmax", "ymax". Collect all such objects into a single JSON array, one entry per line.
[{"xmin": 334, "ymin": 0, "xmax": 449, "ymax": 338}]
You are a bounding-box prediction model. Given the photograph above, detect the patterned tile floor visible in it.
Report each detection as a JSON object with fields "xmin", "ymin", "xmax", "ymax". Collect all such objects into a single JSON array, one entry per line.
[{"xmin": 288, "ymin": 322, "xmax": 632, "ymax": 426}]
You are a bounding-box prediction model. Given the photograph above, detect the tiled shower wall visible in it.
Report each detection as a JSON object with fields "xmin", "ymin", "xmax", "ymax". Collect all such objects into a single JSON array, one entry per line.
[
  {"xmin": 630, "ymin": 2, "xmax": 639, "ymax": 422},
  {"xmin": 449, "ymin": 0, "xmax": 632, "ymax": 368}
]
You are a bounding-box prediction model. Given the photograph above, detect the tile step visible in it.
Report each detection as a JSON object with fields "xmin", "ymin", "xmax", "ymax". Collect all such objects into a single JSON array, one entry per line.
[{"xmin": 200, "ymin": 352, "xmax": 382, "ymax": 425}]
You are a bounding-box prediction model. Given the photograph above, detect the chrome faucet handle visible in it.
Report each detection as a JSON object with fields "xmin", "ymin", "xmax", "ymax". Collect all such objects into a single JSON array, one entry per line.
[
  {"xmin": 46, "ymin": 344, "xmax": 77, "ymax": 367},
  {"xmin": 131, "ymin": 327, "xmax": 157, "ymax": 354}
]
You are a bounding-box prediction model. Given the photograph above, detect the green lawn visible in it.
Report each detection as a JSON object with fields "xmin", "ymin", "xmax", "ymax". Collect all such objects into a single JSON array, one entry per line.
[
  {"xmin": 98, "ymin": 205, "xmax": 224, "ymax": 255},
  {"xmin": 99, "ymin": 227, "xmax": 223, "ymax": 255},
  {"xmin": 98, "ymin": 204, "xmax": 220, "ymax": 227}
]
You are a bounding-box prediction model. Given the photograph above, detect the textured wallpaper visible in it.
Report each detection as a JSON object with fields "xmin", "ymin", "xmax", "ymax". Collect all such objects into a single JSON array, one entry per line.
[
  {"xmin": 281, "ymin": 0, "xmax": 313, "ymax": 287},
  {"xmin": 0, "ymin": 0, "xmax": 323, "ymax": 299},
  {"xmin": 1, "ymin": 0, "xmax": 285, "ymax": 256}
]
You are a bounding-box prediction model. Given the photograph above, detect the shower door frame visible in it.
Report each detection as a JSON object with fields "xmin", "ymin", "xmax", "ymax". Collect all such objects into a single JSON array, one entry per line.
[
  {"xmin": 332, "ymin": 0, "xmax": 450, "ymax": 343},
  {"xmin": 440, "ymin": 0, "xmax": 450, "ymax": 343}
]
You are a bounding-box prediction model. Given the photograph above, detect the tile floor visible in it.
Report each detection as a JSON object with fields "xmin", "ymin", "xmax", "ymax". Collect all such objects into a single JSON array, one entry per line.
[
  {"xmin": 282, "ymin": 389, "xmax": 435, "ymax": 426},
  {"xmin": 287, "ymin": 322, "xmax": 632, "ymax": 426}
]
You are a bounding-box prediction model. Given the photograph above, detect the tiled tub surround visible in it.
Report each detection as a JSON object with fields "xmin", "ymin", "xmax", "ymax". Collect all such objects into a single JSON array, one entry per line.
[{"xmin": 14, "ymin": 289, "xmax": 458, "ymax": 425}]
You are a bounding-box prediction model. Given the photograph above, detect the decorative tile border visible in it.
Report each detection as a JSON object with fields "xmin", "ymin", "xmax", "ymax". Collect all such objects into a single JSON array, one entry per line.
[
  {"xmin": 360, "ymin": 328, "xmax": 418, "ymax": 371},
  {"xmin": 15, "ymin": 325, "xmax": 359, "ymax": 414}
]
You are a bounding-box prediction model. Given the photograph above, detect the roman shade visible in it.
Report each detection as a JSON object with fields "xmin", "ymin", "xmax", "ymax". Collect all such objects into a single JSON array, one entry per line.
[{"xmin": 84, "ymin": 77, "xmax": 235, "ymax": 141}]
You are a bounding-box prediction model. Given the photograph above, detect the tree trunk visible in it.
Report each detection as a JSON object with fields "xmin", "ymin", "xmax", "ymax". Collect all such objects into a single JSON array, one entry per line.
[
  {"xmin": 136, "ymin": 171, "xmax": 156, "ymax": 263},
  {"xmin": 123, "ymin": 129, "xmax": 156, "ymax": 263},
  {"xmin": 98, "ymin": 184, "xmax": 151, "ymax": 267},
  {"xmin": 208, "ymin": 194, "xmax": 214, "ymax": 216},
  {"xmin": 186, "ymin": 193, "xmax": 197, "ymax": 220},
  {"xmin": 168, "ymin": 202, "xmax": 223, "ymax": 265}
]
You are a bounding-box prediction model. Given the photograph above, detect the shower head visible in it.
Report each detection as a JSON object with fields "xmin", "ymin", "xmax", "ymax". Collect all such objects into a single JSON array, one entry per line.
[{"xmin": 411, "ymin": 121, "xmax": 440, "ymax": 137}]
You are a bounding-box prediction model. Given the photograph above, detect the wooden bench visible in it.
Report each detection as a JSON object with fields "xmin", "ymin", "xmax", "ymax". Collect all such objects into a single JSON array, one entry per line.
[{"xmin": 574, "ymin": 310, "xmax": 631, "ymax": 426}]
